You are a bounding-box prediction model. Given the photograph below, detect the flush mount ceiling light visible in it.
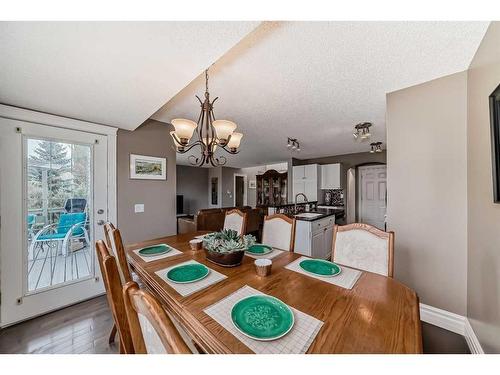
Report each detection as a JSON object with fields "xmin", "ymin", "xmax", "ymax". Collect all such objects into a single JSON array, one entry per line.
[
  {"xmin": 287, "ymin": 137, "xmax": 301, "ymax": 152},
  {"xmin": 353, "ymin": 122, "xmax": 372, "ymax": 141},
  {"xmin": 170, "ymin": 69, "xmax": 243, "ymax": 167},
  {"xmin": 370, "ymin": 142, "xmax": 383, "ymax": 153}
]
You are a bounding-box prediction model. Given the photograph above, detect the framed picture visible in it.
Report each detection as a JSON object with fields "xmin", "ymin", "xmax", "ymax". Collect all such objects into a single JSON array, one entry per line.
[
  {"xmin": 248, "ymin": 180, "xmax": 257, "ymax": 189},
  {"xmin": 490, "ymin": 83, "xmax": 500, "ymax": 203},
  {"xmin": 130, "ymin": 154, "xmax": 166, "ymax": 180}
]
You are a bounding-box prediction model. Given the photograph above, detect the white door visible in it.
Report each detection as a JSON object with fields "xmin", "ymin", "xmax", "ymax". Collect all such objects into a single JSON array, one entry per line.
[
  {"xmin": 323, "ymin": 225, "xmax": 334, "ymax": 260},
  {"xmin": 304, "ymin": 180, "xmax": 317, "ymax": 201},
  {"xmin": 311, "ymin": 230, "xmax": 324, "ymax": 259},
  {"xmin": 358, "ymin": 165, "xmax": 387, "ymax": 230},
  {"xmin": 293, "ymin": 181, "xmax": 305, "ymax": 200},
  {"xmin": 293, "ymin": 165, "xmax": 305, "ymax": 180},
  {"xmin": 304, "ymin": 164, "xmax": 317, "ymax": 180},
  {"xmin": 0, "ymin": 119, "xmax": 109, "ymax": 326}
]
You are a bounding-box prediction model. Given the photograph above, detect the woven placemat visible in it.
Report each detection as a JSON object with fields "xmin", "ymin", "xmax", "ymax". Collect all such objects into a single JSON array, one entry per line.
[
  {"xmin": 245, "ymin": 248, "xmax": 285, "ymax": 260},
  {"xmin": 204, "ymin": 285, "xmax": 323, "ymax": 354},
  {"xmin": 132, "ymin": 245, "xmax": 183, "ymax": 263},
  {"xmin": 155, "ymin": 259, "xmax": 227, "ymax": 297},
  {"xmin": 285, "ymin": 256, "xmax": 361, "ymax": 289}
]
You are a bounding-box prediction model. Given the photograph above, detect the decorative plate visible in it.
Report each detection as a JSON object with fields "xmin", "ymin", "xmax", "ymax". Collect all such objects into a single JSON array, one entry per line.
[
  {"xmin": 246, "ymin": 244, "xmax": 273, "ymax": 255},
  {"xmin": 231, "ymin": 295, "xmax": 295, "ymax": 341},
  {"xmin": 299, "ymin": 259, "xmax": 341, "ymax": 277},
  {"xmin": 138, "ymin": 244, "xmax": 171, "ymax": 257},
  {"xmin": 166, "ymin": 263, "xmax": 210, "ymax": 284}
]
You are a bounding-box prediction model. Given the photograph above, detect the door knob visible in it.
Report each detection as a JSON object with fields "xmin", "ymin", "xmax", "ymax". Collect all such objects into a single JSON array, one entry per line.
[
  {"xmin": 97, "ymin": 209, "xmax": 104, "ymax": 214},
  {"xmin": 97, "ymin": 220, "xmax": 105, "ymax": 226}
]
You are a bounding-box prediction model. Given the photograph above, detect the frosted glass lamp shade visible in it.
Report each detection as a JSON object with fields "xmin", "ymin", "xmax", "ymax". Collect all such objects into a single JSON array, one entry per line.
[
  {"xmin": 212, "ymin": 120, "xmax": 237, "ymax": 143},
  {"xmin": 171, "ymin": 118, "xmax": 197, "ymax": 144},
  {"xmin": 227, "ymin": 132, "xmax": 243, "ymax": 149}
]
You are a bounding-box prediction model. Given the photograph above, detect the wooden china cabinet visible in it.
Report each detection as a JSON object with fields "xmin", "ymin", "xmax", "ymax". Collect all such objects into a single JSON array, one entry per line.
[{"xmin": 256, "ymin": 169, "xmax": 288, "ymax": 207}]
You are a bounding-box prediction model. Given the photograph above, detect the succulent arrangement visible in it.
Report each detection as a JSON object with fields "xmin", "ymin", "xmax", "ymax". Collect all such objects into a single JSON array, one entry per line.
[{"xmin": 203, "ymin": 229, "xmax": 256, "ymax": 253}]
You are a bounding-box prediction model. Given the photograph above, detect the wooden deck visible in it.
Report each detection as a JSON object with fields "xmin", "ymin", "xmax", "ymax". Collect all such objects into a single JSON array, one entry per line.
[{"xmin": 27, "ymin": 243, "xmax": 92, "ymax": 292}]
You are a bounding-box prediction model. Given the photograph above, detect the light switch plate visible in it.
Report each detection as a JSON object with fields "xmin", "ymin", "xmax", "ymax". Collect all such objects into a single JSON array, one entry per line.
[{"xmin": 134, "ymin": 204, "xmax": 144, "ymax": 213}]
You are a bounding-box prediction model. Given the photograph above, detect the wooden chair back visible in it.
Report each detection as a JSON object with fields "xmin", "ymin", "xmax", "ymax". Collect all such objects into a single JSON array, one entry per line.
[
  {"xmin": 262, "ymin": 214, "xmax": 296, "ymax": 252},
  {"xmin": 103, "ymin": 222, "xmax": 132, "ymax": 284},
  {"xmin": 332, "ymin": 223, "xmax": 394, "ymax": 277},
  {"xmin": 223, "ymin": 209, "xmax": 248, "ymax": 235},
  {"xmin": 95, "ymin": 240, "xmax": 134, "ymax": 353},
  {"xmin": 123, "ymin": 281, "xmax": 192, "ymax": 354}
]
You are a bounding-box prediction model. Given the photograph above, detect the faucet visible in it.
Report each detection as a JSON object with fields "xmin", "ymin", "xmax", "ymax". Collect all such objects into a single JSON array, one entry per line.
[{"xmin": 294, "ymin": 193, "xmax": 308, "ymax": 212}]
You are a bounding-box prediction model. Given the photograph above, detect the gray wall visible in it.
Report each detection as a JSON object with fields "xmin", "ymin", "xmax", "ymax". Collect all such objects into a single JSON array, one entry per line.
[
  {"xmin": 176, "ymin": 165, "xmax": 209, "ymax": 215},
  {"xmin": 386, "ymin": 71, "xmax": 468, "ymax": 315},
  {"xmin": 467, "ymin": 21, "xmax": 500, "ymax": 353},
  {"xmin": 117, "ymin": 120, "xmax": 177, "ymax": 244},
  {"xmin": 237, "ymin": 166, "xmax": 262, "ymax": 207},
  {"xmin": 221, "ymin": 167, "xmax": 240, "ymax": 207}
]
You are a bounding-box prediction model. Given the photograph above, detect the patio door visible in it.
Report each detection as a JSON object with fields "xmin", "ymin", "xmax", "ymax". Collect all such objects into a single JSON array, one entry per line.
[{"xmin": 0, "ymin": 118, "xmax": 109, "ymax": 326}]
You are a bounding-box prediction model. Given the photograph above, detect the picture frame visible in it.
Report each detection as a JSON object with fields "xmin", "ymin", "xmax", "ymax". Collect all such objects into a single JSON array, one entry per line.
[
  {"xmin": 248, "ymin": 180, "xmax": 257, "ymax": 189},
  {"xmin": 130, "ymin": 154, "xmax": 167, "ymax": 180},
  {"xmin": 489, "ymin": 83, "xmax": 500, "ymax": 203}
]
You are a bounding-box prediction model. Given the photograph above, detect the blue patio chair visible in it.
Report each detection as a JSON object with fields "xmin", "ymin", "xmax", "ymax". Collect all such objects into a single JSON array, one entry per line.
[
  {"xmin": 27, "ymin": 214, "xmax": 36, "ymax": 240},
  {"xmin": 29, "ymin": 212, "xmax": 89, "ymax": 257}
]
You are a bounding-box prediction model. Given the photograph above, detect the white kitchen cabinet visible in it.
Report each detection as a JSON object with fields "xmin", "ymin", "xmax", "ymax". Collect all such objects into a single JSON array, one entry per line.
[
  {"xmin": 294, "ymin": 215, "xmax": 335, "ymax": 259},
  {"xmin": 293, "ymin": 164, "xmax": 321, "ymax": 202},
  {"xmin": 320, "ymin": 163, "xmax": 341, "ymax": 189}
]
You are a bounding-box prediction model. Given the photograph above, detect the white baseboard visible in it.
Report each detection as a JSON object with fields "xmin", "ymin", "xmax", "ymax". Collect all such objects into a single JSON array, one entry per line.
[
  {"xmin": 464, "ymin": 319, "xmax": 485, "ymax": 354},
  {"xmin": 419, "ymin": 303, "xmax": 484, "ymax": 354}
]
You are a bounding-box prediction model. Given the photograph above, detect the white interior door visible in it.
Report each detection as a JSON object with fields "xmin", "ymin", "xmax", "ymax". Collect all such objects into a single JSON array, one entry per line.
[
  {"xmin": 0, "ymin": 118, "xmax": 109, "ymax": 326},
  {"xmin": 358, "ymin": 165, "xmax": 387, "ymax": 230}
]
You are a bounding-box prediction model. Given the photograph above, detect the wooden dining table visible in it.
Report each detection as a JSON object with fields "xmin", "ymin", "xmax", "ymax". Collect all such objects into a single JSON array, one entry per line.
[{"xmin": 126, "ymin": 231, "xmax": 422, "ymax": 354}]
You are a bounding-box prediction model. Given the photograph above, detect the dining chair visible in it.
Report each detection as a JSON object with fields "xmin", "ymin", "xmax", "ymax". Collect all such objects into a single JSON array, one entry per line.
[
  {"xmin": 95, "ymin": 240, "xmax": 135, "ymax": 354},
  {"xmin": 223, "ymin": 209, "xmax": 248, "ymax": 235},
  {"xmin": 123, "ymin": 281, "xmax": 192, "ymax": 354},
  {"xmin": 332, "ymin": 223, "xmax": 394, "ymax": 277},
  {"xmin": 261, "ymin": 214, "xmax": 296, "ymax": 251},
  {"xmin": 103, "ymin": 222, "xmax": 132, "ymax": 284}
]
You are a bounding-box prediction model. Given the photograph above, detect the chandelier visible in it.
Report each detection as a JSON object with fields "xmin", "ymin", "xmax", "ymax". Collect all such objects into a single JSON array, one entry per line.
[
  {"xmin": 170, "ymin": 69, "xmax": 242, "ymax": 167},
  {"xmin": 353, "ymin": 122, "xmax": 372, "ymax": 140}
]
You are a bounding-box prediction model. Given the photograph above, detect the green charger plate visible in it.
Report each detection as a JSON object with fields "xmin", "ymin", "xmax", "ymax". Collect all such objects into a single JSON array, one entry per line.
[
  {"xmin": 138, "ymin": 244, "xmax": 171, "ymax": 257},
  {"xmin": 166, "ymin": 263, "xmax": 209, "ymax": 284},
  {"xmin": 246, "ymin": 244, "xmax": 273, "ymax": 255},
  {"xmin": 231, "ymin": 295, "xmax": 294, "ymax": 341},
  {"xmin": 299, "ymin": 259, "xmax": 341, "ymax": 277}
]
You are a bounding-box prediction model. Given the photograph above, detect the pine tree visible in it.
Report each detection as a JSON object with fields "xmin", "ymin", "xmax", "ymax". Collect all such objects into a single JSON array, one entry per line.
[{"xmin": 28, "ymin": 140, "xmax": 71, "ymax": 208}]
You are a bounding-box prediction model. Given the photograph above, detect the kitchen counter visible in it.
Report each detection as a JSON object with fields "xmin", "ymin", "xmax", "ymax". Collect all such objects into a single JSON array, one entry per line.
[
  {"xmin": 265, "ymin": 201, "xmax": 318, "ymax": 208},
  {"xmin": 294, "ymin": 208, "xmax": 344, "ymax": 222}
]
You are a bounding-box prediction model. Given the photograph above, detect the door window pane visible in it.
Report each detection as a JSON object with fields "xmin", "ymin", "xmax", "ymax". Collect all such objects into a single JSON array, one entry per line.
[{"xmin": 26, "ymin": 138, "xmax": 93, "ymax": 292}]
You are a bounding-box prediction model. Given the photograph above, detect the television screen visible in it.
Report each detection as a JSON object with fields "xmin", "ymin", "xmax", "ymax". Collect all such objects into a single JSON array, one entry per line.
[{"xmin": 176, "ymin": 195, "xmax": 183, "ymax": 215}]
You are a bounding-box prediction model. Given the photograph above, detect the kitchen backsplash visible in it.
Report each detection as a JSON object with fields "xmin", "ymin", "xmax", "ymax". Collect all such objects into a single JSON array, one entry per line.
[{"xmin": 324, "ymin": 189, "xmax": 344, "ymax": 206}]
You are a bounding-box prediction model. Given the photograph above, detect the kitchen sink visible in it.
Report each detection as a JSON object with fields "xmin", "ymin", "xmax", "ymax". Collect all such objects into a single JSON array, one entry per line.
[{"xmin": 294, "ymin": 213, "xmax": 323, "ymax": 219}]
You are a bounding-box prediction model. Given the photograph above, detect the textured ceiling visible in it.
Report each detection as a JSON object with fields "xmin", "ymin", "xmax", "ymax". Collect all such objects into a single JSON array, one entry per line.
[
  {"xmin": 153, "ymin": 21, "xmax": 489, "ymax": 167},
  {"xmin": 0, "ymin": 21, "xmax": 260, "ymax": 129}
]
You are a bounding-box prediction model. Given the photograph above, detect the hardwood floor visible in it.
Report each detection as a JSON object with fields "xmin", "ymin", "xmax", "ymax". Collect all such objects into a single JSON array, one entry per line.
[
  {"xmin": 0, "ymin": 296, "xmax": 118, "ymax": 354},
  {"xmin": 0, "ymin": 296, "xmax": 470, "ymax": 354}
]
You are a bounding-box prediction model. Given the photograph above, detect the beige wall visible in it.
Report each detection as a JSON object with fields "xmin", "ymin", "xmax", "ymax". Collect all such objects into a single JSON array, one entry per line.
[
  {"xmin": 117, "ymin": 120, "xmax": 177, "ymax": 244},
  {"xmin": 467, "ymin": 22, "xmax": 500, "ymax": 353},
  {"xmin": 386, "ymin": 71, "xmax": 468, "ymax": 315}
]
